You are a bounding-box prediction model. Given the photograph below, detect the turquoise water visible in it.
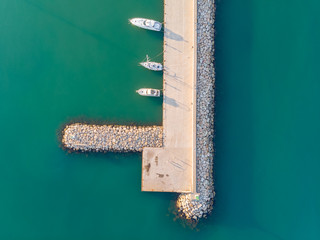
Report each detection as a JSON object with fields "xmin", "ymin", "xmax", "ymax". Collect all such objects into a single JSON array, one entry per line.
[{"xmin": 0, "ymin": 0, "xmax": 319, "ymax": 239}]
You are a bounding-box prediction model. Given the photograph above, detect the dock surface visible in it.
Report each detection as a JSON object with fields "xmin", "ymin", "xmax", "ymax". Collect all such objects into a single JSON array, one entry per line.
[{"xmin": 141, "ymin": 0, "xmax": 197, "ymax": 193}]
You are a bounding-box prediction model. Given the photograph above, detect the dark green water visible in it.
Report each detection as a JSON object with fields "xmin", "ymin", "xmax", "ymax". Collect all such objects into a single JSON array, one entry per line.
[{"xmin": 0, "ymin": 0, "xmax": 319, "ymax": 239}]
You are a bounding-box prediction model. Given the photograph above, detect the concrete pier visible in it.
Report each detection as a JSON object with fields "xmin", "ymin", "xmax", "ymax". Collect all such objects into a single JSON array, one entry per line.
[{"xmin": 141, "ymin": 0, "xmax": 197, "ymax": 193}]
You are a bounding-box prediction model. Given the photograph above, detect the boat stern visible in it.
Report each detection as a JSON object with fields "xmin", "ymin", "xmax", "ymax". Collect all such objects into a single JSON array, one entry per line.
[{"xmin": 154, "ymin": 22, "xmax": 162, "ymax": 31}]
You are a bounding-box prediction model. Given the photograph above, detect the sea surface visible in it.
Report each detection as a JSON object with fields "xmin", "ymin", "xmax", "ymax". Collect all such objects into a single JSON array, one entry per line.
[{"xmin": 0, "ymin": 0, "xmax": 319, "ymax": 239}]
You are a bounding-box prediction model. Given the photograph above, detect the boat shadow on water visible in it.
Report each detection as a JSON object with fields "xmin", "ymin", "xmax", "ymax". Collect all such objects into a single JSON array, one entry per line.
[
  {"xmin": 145, "ymin": 28, "xmax": 164, "ymax": 41},
  {"xmin": 149, "ymin": 95, "xmax": 164, "ymax": 105}
]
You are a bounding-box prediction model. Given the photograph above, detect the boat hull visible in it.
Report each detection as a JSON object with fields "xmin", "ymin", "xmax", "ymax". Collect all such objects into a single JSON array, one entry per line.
[
  {"xmin": 129, "ymin": 18, "xmax": 162, "ymax": 31},
  {"xmin": 140, "ymin": 62, "xmax": 163, "ymax": 71},
  {"xmin": 136, "ymin": 88, "xmax": 161, "ymax": 97}
]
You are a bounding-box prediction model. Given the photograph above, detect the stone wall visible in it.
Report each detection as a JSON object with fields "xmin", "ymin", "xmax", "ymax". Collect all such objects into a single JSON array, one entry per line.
[{"xmin": 62, "ymin": 123, "xmax": 163, "ymax": 152}]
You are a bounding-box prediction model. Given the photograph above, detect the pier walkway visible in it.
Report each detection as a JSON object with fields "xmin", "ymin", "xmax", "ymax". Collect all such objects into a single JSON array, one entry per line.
[{"xmin": 141, "ymin": 0, "xmax": 197, "ymax": 193}]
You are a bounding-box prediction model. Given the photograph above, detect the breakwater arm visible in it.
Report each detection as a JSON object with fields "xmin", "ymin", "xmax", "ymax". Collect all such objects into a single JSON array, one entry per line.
[
  {"xmin": 176, "ymin": 0, "xmax": 216, "ymax": 220},
  {"xmin": 62, "ymin": 123, "xmax": 163, "ymax": 152}
]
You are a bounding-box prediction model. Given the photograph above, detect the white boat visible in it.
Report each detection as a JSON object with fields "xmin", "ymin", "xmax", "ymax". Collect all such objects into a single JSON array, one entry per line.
[
  {"xmin": 136, "ymin": 88, "xmax": 161, "ymax": 97},
  {"xmin": 140, "ymin": 55, "xmax": 163, "ymax": 71},
  {"xmin": 129, "ymin": 18, "xmax": 162, "ymax": 31}
]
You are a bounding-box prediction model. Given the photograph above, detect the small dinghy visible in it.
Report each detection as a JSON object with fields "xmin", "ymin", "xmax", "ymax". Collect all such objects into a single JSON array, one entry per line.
[
  {"xmin": 136, "ymin": 88, "xmax": 161, "ymax": 97},
  {"xmin": 140, "ymin": 55, "xmax": 163, "ymax": 71},
  {"xmin": 129, "ymin": 18, "xmax": 162, "ymax": 31}
]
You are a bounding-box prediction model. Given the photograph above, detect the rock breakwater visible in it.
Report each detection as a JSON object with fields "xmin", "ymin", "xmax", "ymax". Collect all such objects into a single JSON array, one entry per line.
[
  {"xmin": 62, "ymin": 123, "xmax": 163, "ymax": 152},
  {"xmin": 176, "ymin": 0, "xmax": 216, "ymax": 220}
]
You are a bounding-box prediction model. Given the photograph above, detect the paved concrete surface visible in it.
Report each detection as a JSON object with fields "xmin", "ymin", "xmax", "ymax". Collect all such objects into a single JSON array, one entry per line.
[{"xmin": 141, "ymin": 0, "xmax": 197, "ymax": 193}]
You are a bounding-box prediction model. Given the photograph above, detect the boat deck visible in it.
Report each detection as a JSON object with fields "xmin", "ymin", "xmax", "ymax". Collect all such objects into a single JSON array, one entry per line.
[{"xmin": 141, "ymin": 0, "xmax": 197, "ymax": 193}]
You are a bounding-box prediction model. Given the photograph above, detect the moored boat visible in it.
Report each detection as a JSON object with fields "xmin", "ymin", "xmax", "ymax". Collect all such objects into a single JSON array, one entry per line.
[
  {"xmin": 136, "ymin": 88, "xmax": 161, "ymax": 97},
  {"xmin": 129, "ymin": 18, "xmax": 162, "ymax": 31},
  {"xmin": 140, "ymin": 55, "xmax": 163, "ymax": 71}
]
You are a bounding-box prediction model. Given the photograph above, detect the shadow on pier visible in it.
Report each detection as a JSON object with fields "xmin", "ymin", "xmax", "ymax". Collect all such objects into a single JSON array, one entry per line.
[{"xmin": 164, "ymin": 28, "xmax": 187, "ymax": 42}]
